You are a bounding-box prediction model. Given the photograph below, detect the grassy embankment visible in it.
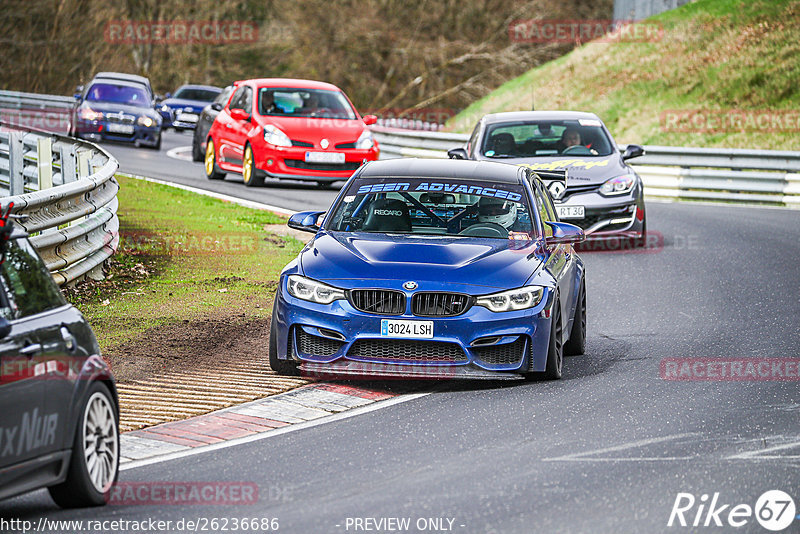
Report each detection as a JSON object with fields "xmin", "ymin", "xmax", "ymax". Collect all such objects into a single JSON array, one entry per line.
[
  {"xmin": 448, "ymin": 0, "xmax": 800, "ymax": 149},
  {"xmin": 65, "ymin": 176, "xmax": 304, "ymax": 381}
]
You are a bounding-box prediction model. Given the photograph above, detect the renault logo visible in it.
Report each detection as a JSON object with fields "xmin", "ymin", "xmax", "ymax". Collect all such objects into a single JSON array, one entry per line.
[
  {"xmin": 320, "ymin": 138, "xmax": 329, "ymax": 149},
  {"xmin": 403, "ymin": 281, "xmax": 418, "ymax": 290},
  {"xmin": 548, "ymin": 181, "xmax": 566, "ymax": 200}
]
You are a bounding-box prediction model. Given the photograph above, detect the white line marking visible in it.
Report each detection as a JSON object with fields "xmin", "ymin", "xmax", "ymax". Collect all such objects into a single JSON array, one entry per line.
[
  {"xmin": 166, "ymin": 145, "xmax": 193, "ymax": 162},
  {"xmin": 542, "ymin": 433, "xmax": 700, "ymax": 462},
  {"xmin": 727, "ymin": 439, "xmax": 800, "ymax": 460},
  {"xmin": 118, "ymin": 172, "xmax": 297, "ymax": 216},
  {"xmin": 120, "ymin": 392, "xmax": 429, "ymax": 471}
]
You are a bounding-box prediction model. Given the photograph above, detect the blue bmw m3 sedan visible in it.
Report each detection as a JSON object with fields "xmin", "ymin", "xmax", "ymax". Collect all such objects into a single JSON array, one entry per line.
[{"xmin": 270, "ymin": 159, "xmax": 587, "ymax": 380}]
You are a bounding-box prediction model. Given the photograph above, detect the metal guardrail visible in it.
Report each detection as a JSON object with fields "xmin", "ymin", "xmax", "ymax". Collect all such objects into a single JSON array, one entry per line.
[
  {"xmin": 372, "ymin": 126, "xmax": 800, "ymax": 207},
  {"xmin": 0, "ymin": 124, "xmax": 120, "ymax": 285},
  {"xmin": 0, "ymin": 89, "xmax": 74, "ymax": 135}
]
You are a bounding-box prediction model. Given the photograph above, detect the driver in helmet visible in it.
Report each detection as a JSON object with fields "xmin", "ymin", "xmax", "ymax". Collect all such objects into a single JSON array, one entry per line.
[{"xmin": 477, "ymin": 196, "xmax": 518, "ymax": 229}]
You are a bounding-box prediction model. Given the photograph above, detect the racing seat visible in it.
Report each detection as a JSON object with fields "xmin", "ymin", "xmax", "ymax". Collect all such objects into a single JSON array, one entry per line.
[
  {"xmin": 490, "ymin": 132, "xmax": 516, "ymax": 155},
  {"xmin": 362, "ymin": 198, "xmax": 412, "ymax": 232}
]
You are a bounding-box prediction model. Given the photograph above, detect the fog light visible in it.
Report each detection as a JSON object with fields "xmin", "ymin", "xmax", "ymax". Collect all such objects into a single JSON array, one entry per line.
[{"xmin": 267, "ymin": 159, "xmax": 274, "ymax": 166}]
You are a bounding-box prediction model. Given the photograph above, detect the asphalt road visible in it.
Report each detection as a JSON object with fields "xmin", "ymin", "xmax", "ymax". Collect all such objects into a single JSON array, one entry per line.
[
  {"xmin": 110, "ymin": 130, "xmax": 342, "ymax": 212},
  {"xmin": 2, "ymin": 132, "xmax": 799, "ymax": 533}
]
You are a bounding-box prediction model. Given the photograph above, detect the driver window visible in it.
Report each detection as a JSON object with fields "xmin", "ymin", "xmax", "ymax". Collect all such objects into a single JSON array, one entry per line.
[
  {"xmin": 229, "ymin": 86, "xmax": 248, "ymax": 111},
  {"xmin": 533, "ymin": 186, "xmax": 553, "ymax": 238},
  {"xmin": 536, "ymin": 181, "xmax": 559, "ymax": 222}
]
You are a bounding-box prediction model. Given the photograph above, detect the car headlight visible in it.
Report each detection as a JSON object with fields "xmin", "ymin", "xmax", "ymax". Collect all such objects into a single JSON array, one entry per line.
[
  {"xmin": 263, "ymin": 124, "xmax": 292, "ymax": 147},
  {"xmin": 287, "ymin": 275, "xmax": 345, "ymax": 304},
  {"xmin": 137, "ymin": 116, "xmax": 155, "ymax": 127},
  {"xmin": 599, "ymin": 175, "xmax": 636, "ymax": 196},
  {"xmin": 161, "ymin": 104, "xmax": 170, "ymax": 112},
  {"xmin": 355, "ymin": 129, "xmax": 374, "ymax": 149},
  {"xmin": 79, "ymin": 107, "xmax": 102, "ymax": 121},
  {"xmin": 476, "ymin": 286, "xmax": 544, "ymax": 312}
]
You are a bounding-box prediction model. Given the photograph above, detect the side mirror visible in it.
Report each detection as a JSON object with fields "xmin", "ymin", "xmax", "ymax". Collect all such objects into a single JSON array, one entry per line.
[
  {"xmin": 447, "ymin": 148, "xmax": 468, "ymax": 160},
  {"xmin": 545, "ymin": 221, "xmax": 585, "ymax": 246},
  {"xmin": 165, "ymin": 92, "xmax": 172, "ymax": 99},
  {"xmin": 73, "ymin": 85, "xmax": 83, "ymax": 100},
  {"xmin": 362, "ymin": 114, "xmax": 377, "ymax": 126},
  {"xmin": 0, "ymin": 317, "xmax": 11, "ymax": 339},
  {"xmin": 622, "ymin": 144, "xmax": 645, "ymax": 161},
  {"xmin": 288, "ymin": 211, "xmax": 326, "ymax": 234},
  {"xmin": 230, "ymin": 108, "xmax": 250, "ymax": 121},
  {"xmin": 211, "ymin": 102, "xmax": 223, "ymax": 112}
]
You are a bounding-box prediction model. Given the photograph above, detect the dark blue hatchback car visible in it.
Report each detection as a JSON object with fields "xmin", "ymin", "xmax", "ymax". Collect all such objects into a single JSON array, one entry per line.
[
  {"xmin": 158, "ymin": 84, "xmax": 222, "ymax": 131},
  {"xmin": 270, "ymin": 159, "xmax": 587, "ymax": 380}
]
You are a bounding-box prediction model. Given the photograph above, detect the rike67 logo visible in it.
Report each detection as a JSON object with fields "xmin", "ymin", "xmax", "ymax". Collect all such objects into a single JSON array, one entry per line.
[{"xmin": 668, "ymin": 490, "xmax": 797, "ymax": 531}]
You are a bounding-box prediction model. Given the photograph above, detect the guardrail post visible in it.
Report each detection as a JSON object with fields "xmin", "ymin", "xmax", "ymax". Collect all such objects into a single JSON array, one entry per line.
[
  {"xmin": 37, "ymin": 137, "xmax": 53, "ymax": 190},
  {"xmin": 59, "ymin": 144, "xmax": 76, "ymax": 183},
  {"xmin": 8, "ymin": 131, "xmax": 24, "ymax": 195},
  {"xmin": 77, "ymin": 150, "xmax": 90, "ymax": 179}
]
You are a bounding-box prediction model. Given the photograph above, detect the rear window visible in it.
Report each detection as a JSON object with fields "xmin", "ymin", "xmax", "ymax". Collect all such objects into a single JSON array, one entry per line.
[{"xmin": 173, "ymin": 87, "xmax": 221, "ymax": 102}]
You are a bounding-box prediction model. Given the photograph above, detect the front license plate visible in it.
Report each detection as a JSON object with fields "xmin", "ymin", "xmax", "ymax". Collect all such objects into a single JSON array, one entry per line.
[
  {"xmin": 557, "ymin": 205, "xmax": 585, "ymax": 219},
  {"xmin": 380, "ymin": 319, "xmax": 433, "ymax": 339},
  {"xmin": 305, "ymin": 151, "xmax": 345, "ymax": 164},
  {"xmin": 177, "ymin": 113, "xmax": 198, "ymax": 122},
  {"xmin": 107, "ymin": 123, "xmax": 134, "ymax": 134}
]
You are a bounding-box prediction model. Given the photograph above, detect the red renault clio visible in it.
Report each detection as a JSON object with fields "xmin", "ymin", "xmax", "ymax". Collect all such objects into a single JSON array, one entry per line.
[{"xmin": 204, "ymin": 78, "xmax": 379, "ymax": 186}]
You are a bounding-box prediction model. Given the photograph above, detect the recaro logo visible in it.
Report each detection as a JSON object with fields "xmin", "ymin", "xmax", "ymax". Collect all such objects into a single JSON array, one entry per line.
[
  {"xmin": 374, "ymin": 210, "xmax": 403, "ymax": 216},
  {"xmin": 668, "ymin": 490, "xmax": 797, "ymax": 531}
]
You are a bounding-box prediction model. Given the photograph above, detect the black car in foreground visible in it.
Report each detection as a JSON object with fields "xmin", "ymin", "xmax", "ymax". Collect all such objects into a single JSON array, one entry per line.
[
  {"xmin": 449, "ymin": 111, "xmax": 646, "ymax": 242},
  {"xmin": 0, "ymin": 207, "xmax": 119, "ymax": 507},
  {"xmin": 192, "ymin": 85, "xmax": 234, "ymax": 161}
]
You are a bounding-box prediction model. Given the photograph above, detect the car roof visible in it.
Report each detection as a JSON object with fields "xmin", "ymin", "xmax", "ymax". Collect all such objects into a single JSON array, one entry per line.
[
  {"xmin": 87, "ymin": 79, "xmax": 145, "ymax": 90},
  {"xmin": 94, "ymin": 72, "xmax": 152, "ymax": 87},
  {"xmin": 174, "ymin": 84, "xmax": 222, "ymax": 92},
  {"xmin": 482, "ymin": 110, "xmax": 603, "ymax": 124},
  {"xmin": 358, "ymin": 158, "xmax": 526, "ymax": 184},
  {"xmin": 236, "ymin": 78, "xmax": 342, "ymax": 92}
]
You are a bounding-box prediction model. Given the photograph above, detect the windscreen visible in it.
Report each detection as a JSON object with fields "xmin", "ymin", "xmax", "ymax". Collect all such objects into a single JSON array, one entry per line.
[
  {"xmin": 326, "ymin": 177, "xmax": 536, "ymax": 240},
  {"xmin": 86, "ymin": 83, "xmax": 150, "ymax": 106},
  {"xmin": 258, "ymin": 88, "xmax": 356, "ymax": 119},
  {"xmin": 173, "ymin": 87, "xmax": 221, "ymax": 101},
  {"xmin": 482, "ymin": 119, "xmax": 614, "ymax": 158}
]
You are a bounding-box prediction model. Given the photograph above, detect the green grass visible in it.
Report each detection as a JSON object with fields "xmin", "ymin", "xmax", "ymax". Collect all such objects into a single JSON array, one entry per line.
[
  {"xmin": 447, "ymin": 0, "xmax": 800, "ymax": 149},
  {"xmin": 65, "ymin": 175, "xmax": 304, "ymax": 351}
]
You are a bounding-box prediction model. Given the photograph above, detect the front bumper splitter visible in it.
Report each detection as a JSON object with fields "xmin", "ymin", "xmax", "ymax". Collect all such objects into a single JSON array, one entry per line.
[{"xmin": 300, "ymin": 361, "xmax": 524, "ymax": 380}]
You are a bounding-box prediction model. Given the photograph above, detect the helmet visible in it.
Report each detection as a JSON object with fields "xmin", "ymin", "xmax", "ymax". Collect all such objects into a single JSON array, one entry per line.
[{"xmin": 478, "ymin": 197, "xmax": 517, "ymax": 228}]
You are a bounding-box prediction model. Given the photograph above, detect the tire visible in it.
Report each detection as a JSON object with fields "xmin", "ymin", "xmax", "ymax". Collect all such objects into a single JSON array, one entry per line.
[
  {"xmin": 242, "ymin": 144, "xmax": 264, "ymax": 187},
  {"xmin": 48, "ymin": 382, "xmax": 119, "ymax": 508},
  {"xmin": 269, "ymin": 297, "xmax": 299, "ymax": 376},
  {"xmin": 533, "ymin": 298, "xmax": 564, "ymax": 380},
  {"xmin": 634, "ymin": 216, "xmax": 647, "ymax": 248},
  {"xmin": 191, "ymin": 136, "xmax": 204, "ymax": 162},
  {"xmin": 564, "ymin": 279, "xmax": 586, "ymax": 356},
  {"xmin": 149, "ymin": 133, "xmax": 162, "ymax": 151},
  {"xmin": 205, "ymin": 138, "xmax": 226, "ymax": 180}
]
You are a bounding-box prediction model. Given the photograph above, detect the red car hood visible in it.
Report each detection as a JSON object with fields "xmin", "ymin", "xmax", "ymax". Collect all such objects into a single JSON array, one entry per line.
[{"xmin": 259, "ymin": 116, "xmax": 366, "ymax": 146}]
